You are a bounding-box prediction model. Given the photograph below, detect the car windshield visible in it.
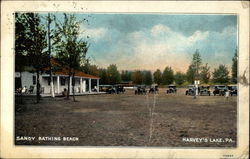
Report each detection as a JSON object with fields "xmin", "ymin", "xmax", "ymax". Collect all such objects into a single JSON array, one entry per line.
[{"xmin": 217, "ymin": 86, "xmax": 226, "ymax": 89}]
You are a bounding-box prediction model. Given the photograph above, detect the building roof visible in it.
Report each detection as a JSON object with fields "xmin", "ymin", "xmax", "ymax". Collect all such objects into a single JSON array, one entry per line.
[
  {"xmin": 48, "ymin": 58, "xmax": 100, "ymax": 79},
  {"xmin": 54, "ymin": 68, "xmax": 100, "ymax": 79}
]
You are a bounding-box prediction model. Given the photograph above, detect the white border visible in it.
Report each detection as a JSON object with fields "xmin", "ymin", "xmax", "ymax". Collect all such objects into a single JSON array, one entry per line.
[{"xmin": 1, "ymin": 1, "xmax": 249, "ymax": 158}]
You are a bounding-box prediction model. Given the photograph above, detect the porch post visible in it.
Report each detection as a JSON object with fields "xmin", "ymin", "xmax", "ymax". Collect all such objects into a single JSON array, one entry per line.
[
  {"xmin": 70, "ymin": 76, "xmax": 72, "ymax": 95},
  {"xmin": 89, "ymin": 78, "xmax": 91, "ymax": 92},
  {"xmin": 83, "ymin": 80, "xmax": 86, "ymax": 92},
  {"xmin": 97, "ymin": 79, "xmax": 99, "ymax": 92},
  {"xmin": 57, "ymin": 76, "xmax": 60, "ymax": 94},
  {"xmin": 80, "ymin": 78, "xmax": 83, "ymax": 93}
]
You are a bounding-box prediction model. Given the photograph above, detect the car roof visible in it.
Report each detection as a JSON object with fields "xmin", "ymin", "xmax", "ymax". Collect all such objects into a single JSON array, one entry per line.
[{"xmin": 214, "ymin": 85, "xmax": 226, "ymax": 86}]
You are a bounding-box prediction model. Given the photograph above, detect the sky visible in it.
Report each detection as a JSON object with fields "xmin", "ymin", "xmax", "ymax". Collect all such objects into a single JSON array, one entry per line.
[{"xmin": 50, "ymin": 13, "xmax": 237, "ymax": 73}]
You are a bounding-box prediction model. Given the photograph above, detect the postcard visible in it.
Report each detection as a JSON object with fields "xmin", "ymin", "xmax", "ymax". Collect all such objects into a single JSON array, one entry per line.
[{"xmin": 1, "ymin": 1, "xmax": 249, "ymax": 158}]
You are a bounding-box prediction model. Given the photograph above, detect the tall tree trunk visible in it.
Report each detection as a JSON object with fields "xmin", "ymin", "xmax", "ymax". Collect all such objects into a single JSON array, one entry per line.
[
  {"xmin": 72, "ymin": 71, "xmax": 76, "ymax": 102},
  {"xmin": 67, "ymin": 69, "xmax": 71, "ymax": 100},
  {"xmin": 36, "ymin": 70, "xmax": 41, "ymax": 103},
  {"xmin": 19, "ymin": 71, "xmax": 23, "ymax": 104},
  {"xmin": 50, "ymin": 74, "xmax": 55, "ymax": 97},
  {"xmin": 48, "ymin": 13, "xmax": 55, "ymax": 98}
]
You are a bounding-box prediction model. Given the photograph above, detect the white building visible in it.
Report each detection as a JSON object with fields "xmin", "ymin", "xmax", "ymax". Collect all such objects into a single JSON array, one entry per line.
[{"xmin": 15, "ymin": 69, "xmax": 100, "ymax": 95}]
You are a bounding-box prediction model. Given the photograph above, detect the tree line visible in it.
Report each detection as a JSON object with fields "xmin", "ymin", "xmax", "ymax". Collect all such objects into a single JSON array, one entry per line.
[{"xmin": 83, "ymin": 49, "xmax": 237, "ymax": 86}]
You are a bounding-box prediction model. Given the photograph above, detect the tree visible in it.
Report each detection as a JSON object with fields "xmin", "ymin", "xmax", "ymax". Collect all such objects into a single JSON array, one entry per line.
[
  {"xmin": 81, "ymin": 59, "xmax": 99, "ymax": 76},
  {"xmin": 143, "ymin": 71, "xmax": 153, "ymax": 85},
  {"xmin": 98, "ymin": 68, "xmax": 108, "ymax": 84},
  {"xmin": 121, "ymin": 70, "xmax": 132, "ymax": 81},
  {"xmin": 132, "ymin": 70, "xmax": 143, "ymax": 85},
  {"xmin": 231, "ymin": 48, "xmax": 238, "ymax": 84},
  {"xmin": 46, "ymin": 13, "xmax": 55, "ymax": 98},
  {"xmin": 174, "ymin": 72, "xmax": 186, "ymax": 85},
  {"xmin": 15, "ymin": 13, "xmax": 30, "ymax": 104},
  {"xmin": 186, "ymin": 49, "xmax": 202, "ymax": 83},
  {"xmin": 186, "ymin": 64, "xmax": 195, "ymax": 83},
  {"xmin": 21, "ymin": 13, "xmax": 49, "ymax": 103},
  {"xmin": 54, "ymin": 14, "xmax": 88, "ymax": 101},
  {"xmin": 200, "ymin": 63, "xmax": 211, "ymax": 84},
  {"xmin": 153, "ymin": 69, "xmax": 162, "ymax": 85},
  {"xmin": 106, "ymin": 64, "xmax": 121, "ymax": 84},
  {"xmin": 162, "ymin": 66, "xmax": 174, "ymax": 85},
  {"xmin": 212, "ymin": 65, "xmax": 230, "ymax": 84}
]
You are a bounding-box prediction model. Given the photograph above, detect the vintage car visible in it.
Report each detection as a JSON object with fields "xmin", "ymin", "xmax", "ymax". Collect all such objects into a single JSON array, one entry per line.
[
  {"xmin": 213, "ymin": 85, "xmax": 228, "ymax": 96},
  {"xmin": 99, "ymin": 85, "xmax": 116, "ymax": 94},
  {"xmin": 185, "ymin": 85, "xmax": 195, "ymax": 96},
  {"xmin": 228, "ymin": 85, "xmax": 237, "ymax": 96},
  {"xmin": 114, "ymin": 84, "xmax": 125, "ymax": 94},
  {"xmin": 166, "ymin": 84, "xmax": 177, "ymax": 94},
  {"xmin": 135, "ymin": 85, "xmax": 147, "ymax": 95},
  {"xmin": 149, "ymin": 84, "xmax": 158, "ymax": 94},
  {"xmin": 199, "ymin": 85, "xmax": 211, "ymax": 96}
]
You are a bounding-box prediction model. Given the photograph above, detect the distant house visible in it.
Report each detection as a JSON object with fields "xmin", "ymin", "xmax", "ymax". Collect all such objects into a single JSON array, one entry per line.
[{"xmin": 15, "ymin": 59, "xmax": 100, "ymax": 95}]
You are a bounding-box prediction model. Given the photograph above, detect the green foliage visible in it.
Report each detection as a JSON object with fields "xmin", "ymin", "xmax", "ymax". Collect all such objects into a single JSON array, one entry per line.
[
  {"xmin": 186, "ymin": 64, "xmax": 195, "ymax": 83},
  {"xmin": 15, "ymin": 13, "xmax": 28, "ymax": 56},
  {"xmin": 121, "ymin": 70, "xmax": 132, "ymax": 81},
  {"xmin": 132, "ymin": 71, "xmax": 143, "ymax": 85},
  {"xmin": 162, "ymin": 66, "xmax": 174, "ymax": 85},
  {"xmin": 212, "ymin": 64, "xmax": 229, "ymax": 84},
  {"xmin": 174, "ymin": 72, "xmax": 186, "ymax": 85},
  {"xmin": 153, "ymin": 69, "xmax": 162, "ymax": 85},
  {"xmin": 15, "ymin": 13, "xmax": 49, "ymax": 103},
  {"xmin": 23, "ymin": 13, "xmax": 49, "ymax": 71},
  {"xmin": 186, "ymin": 49, "xmax": 203, "ymax": 83},
  {"xmin": 107, "ymin": 64, "xmax": 121, "ymax": 84},
  {"xmin": 98, "ymin": 68, "xmax": 108, "ymax": 84},
  {"xmin": 81, "ymin": 60, "xmax": 99, "ymax": 76},
  {"xmin": 143, "ymin": 71, "xmax": 153, "ymax": 85},
  {"xmin": 54, "ymin": 13, "xmax": 88, "ymax": 71},
  {"xmin": 231, "ymin": 48, "xmax": 238, "ymax": 84},
  {"xmin": 54, "ymin": 13, "xmax": 88, "ymax": 100},
  {"xmin": 200, "ymin": 63, "xmax": 211, "ymax": 84}
]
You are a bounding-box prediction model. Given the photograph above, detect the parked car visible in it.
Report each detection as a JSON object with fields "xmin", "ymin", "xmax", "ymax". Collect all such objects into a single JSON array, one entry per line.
[
  {"xmin": 199, "ymin": 85, "xmax": 211, "ymax": 96},
  {"xmin": 228, "ymin": 85, "xmax": 237, "ymax": 96},
  {"xmin": 149, "ymin": 84, "xmax": 158, "ymax": 94},
  {"xmin": 186, "ymin": 85, "xmax": 195, "ymax": 96},
  {"xmin": 166, "ymin": 84, "xmax": 177, "ymax": 94},
  {"xmin": 99, "ymin": 85, "xmax": 115, "ymax": 94},
  {"xmin": 114, "ymin": 84, "xmax": 126, "ymax": 94},
  {"xmin": 135, "ymin": 85, "xmax": 147, "ymax": 95},
  {"xmin": 213, "ymin": 85, "xmax": 227, "ymax": 96}
]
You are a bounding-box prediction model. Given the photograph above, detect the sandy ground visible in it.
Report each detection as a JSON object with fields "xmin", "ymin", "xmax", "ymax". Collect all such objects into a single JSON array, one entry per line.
[{"xmin": 15, "ymin": 88, "xmax": 237, "ymax": 147}]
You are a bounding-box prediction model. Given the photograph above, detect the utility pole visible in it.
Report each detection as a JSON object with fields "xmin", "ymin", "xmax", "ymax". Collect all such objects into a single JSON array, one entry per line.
[{"xmin": 48, "ymin": 13, "xmax": 55, "ymax": 98}]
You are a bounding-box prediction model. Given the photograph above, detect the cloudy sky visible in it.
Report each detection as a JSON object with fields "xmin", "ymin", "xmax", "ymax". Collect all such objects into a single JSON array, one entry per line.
[{"xmin": 57, "ymin": 13, "xmax": 237, "ymax": 72}]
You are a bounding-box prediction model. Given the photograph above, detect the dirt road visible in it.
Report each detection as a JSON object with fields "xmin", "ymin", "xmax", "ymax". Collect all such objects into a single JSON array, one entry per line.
[{"xmin": 15, "ymin": 88, "xmax": 237, "ymax": 147}]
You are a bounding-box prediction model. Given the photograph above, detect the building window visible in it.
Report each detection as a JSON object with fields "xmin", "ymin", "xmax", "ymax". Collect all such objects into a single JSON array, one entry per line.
[
  {"xmin": 33, "ymin": 76, "xmax": 36, "ymax": 85},
  {"xmin": 60, "ymin": 77, "xmax": 66, "ymax": 86}
]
